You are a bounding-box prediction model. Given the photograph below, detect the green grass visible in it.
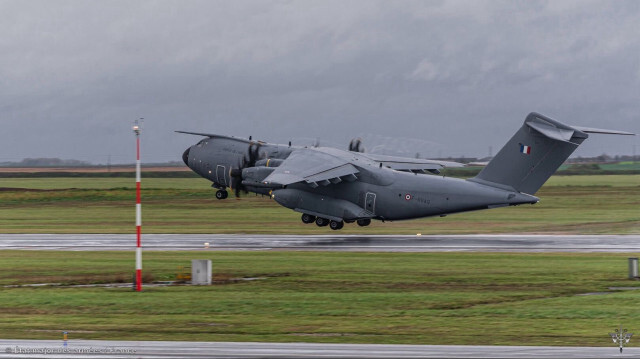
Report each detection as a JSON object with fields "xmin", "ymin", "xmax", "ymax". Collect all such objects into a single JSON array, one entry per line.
[
  {"xmin": 545, "ymin": 175, "xmax": 640, "ymax": 187},
  {"xmin": 0, "ymin": 250, "xmax": 638, "ymax": 345},
  {"xmin": 0, "ymin": 175, "xmax": 637, "ymax": 189},
  {"xmin": 0, "ymin": 175, "xmax": 638, "ymax": 234}
]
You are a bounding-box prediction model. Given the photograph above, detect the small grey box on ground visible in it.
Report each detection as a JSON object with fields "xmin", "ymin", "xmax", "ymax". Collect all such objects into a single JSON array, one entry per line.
[
  {"xmin": 629, "ymin": 258, "xmax": 639, "ymax": 279},
  {"xmin": 191, "ymin": 259, "xmax": 212, "ymax": 285}
]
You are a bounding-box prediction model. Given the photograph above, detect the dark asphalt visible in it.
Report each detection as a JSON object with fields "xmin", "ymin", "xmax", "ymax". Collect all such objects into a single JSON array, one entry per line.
[{"xmin": 0, "ymin": 233, "xmax": 639, "ymax": 252}]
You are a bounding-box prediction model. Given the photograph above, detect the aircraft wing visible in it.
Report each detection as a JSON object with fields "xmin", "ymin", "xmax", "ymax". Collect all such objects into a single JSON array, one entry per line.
[
  {"xmin": 262, "ymin": 148, "xmax": 359, "ymax": 187},
  {"xmin": 176, "ymin": 131, "xmax": 254, "ymax": 144},
  {"xmin": 361, "ymin": 153, "xmax": 465, "ymax": 172}
]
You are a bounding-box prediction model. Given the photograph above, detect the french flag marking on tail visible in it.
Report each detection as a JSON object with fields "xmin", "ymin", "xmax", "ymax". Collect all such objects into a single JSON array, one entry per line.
[{"xmin": 519, "ymin": 144, "xmax": 531, "ymax": 154}]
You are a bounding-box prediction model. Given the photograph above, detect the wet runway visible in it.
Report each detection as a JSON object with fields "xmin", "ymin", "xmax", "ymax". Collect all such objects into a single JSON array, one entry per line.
[
  {"xmin": 0, "ymin": 233, "xmax": 639, "ymax": 252},
  {"xmin": 0, "ymin": 339, "xmax": 637, "ymax": 358}
]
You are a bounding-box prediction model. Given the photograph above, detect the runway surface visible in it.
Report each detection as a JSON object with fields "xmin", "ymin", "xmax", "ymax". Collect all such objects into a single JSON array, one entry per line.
[
  {"xmin": 0, "ymin": 339, "xmax": 637, "ymax": 358},
  {"xmin": 0, "ymin": 233, "xmax": 639, "ymax": 252}
]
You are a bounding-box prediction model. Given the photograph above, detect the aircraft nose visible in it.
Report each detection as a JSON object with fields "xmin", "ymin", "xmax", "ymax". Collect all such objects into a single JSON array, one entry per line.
[{"xmin": 182, "ymin": 147, "xmax": 191, "ymax": 166}]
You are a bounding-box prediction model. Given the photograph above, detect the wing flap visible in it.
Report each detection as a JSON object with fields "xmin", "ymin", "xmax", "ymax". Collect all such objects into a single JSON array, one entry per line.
[
  {"xmin": 262, "ymin": 148, "xmax": 359, "ymax": 186},
  {"xmin": 361, "ymin": 153, "xmax": 464, "ymax": 172},
  {"xmin": 304, "ymin": 164, "xmax": 359, "ymax": 185}
]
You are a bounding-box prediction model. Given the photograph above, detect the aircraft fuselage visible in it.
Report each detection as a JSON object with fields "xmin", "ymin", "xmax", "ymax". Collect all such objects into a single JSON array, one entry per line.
[{"xmin": 182, "ymin": 136, "xmax": 538, "ymax": 224}]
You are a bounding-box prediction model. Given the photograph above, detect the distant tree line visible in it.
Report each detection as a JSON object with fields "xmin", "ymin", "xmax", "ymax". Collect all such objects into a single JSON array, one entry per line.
[
  {"xmin": 0, "ymin": 158, "xmax": 184, "ymax": 168},
  {"xmin": 437, "ymin": 154, "xmax": 638, "ymax": 165},
  {"xmin": 566, "ymin": 154, "xmax": 639, "ymax": 163},
  {"xmin": 0, "ymin": 158, "xmax": 92, "ymax": 167}
]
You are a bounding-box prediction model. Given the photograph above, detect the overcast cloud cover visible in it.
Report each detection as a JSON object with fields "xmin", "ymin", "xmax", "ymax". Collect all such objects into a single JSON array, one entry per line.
[{"xmin": 1, "ymin": 0, "xmax": 638, "ymax": 163}]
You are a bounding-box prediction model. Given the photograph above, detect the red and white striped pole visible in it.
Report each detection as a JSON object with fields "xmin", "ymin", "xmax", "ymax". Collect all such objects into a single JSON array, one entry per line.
[{"xmin": 133, "ymin": 119, "xmax": 142, "ymax": 291}]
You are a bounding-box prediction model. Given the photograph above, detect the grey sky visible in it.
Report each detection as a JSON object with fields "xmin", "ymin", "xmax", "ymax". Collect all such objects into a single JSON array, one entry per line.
[{"xmin": 1, "ymin": 0, "xmax": 638, "ymax": 164}]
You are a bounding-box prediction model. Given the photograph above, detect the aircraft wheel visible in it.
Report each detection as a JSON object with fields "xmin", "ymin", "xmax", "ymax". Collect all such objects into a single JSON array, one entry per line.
[
  {"xmin": 315, "ymin": 218, "xmax": 329, "ymax": 227},
  {"xmin": 329, "ymin": 220, "xmax": 344, "ymax": 230},
  {"xmin": 356, "ymin": 218, "xmax": 371, "ymax": 227},
  {"xmin": 215, "ymin": 190, "xmax": 228, "ymax": 200},
  {"xmin": 301, "ymin": 213, "xmax": 316, "ymax": 224}
]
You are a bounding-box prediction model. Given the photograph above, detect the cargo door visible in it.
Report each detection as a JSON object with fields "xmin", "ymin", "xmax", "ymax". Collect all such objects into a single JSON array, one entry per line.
[{"xmin": 216, "ymin": 165, "xmax": 227, "ymax": 186}]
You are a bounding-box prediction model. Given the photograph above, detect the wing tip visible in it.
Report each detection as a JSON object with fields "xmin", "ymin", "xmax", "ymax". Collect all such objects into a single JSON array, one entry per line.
[{"xmin": 175, "ymin": 130, "xmax": 214, "ymax": 137}]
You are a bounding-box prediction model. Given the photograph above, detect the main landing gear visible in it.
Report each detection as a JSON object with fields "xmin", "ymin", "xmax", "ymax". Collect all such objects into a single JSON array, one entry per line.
[
  {"xmin": 301, "ymin": 213, "xmax": 316, "ymax": 224},
  {"xmin": 300, "ymin": 213, "xmax": 368, "ymax": 230},
  {"xmin": 329, "ymin": 220, "xmax": 344, "ymax": 230},
  {"xmin": 356, "ymin": 218, "xmax": 371, "ymax": 227},
  {"xmin": 315, "ymin": 217, "xmax": 329, "ymax": 227},
  {"xmin": 215, "ymin": 189, "xmax": 228, "ymax": 200}
]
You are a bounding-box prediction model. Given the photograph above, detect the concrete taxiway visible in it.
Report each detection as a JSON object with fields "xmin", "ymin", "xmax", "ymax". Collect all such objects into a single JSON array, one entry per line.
[
  {"xmin": 0, "ymin": 233, "xmax": 638, "ymax": 252},
  {"xmin": 0, "ymin": 340, "xmax": 637, "ymax": 358}
]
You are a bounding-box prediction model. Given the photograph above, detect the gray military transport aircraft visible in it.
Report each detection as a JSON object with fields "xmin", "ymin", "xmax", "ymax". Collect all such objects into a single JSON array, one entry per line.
[{"xmin": 178, "ymin": 112, "xmax": 633, "ymax": 230}]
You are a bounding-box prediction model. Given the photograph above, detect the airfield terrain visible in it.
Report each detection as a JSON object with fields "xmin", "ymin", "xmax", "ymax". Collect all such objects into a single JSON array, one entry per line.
[
  {"xmin": 0, "ymin": 173, "xmax": 638, "ymax": 348},
  {"xmin": 0, "ymin": 174, "xmax": 638, "ymax": 234}
]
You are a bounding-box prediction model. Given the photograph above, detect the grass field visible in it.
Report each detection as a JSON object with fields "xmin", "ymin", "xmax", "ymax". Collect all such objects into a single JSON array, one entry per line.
[
  {"xmin": 0, "ymin": 175, "xmax": 638, "ymax": 234},
  {"xmin": 0, "ymin": 250, "xmax": 638, "ymax": 345},
  {"xmin": 0, "ymin": 176, "xmax": 638, "ymax": 346}
]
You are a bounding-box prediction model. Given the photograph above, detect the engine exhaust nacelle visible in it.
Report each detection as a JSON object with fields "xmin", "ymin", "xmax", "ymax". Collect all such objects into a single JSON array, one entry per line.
[
  {"xmin": 240, "ymin": 166, "xmax": 276, "ymax": 188},
  {"xmin": 255, "ymin": 158, "xmax": 284, "ymax": 168}
]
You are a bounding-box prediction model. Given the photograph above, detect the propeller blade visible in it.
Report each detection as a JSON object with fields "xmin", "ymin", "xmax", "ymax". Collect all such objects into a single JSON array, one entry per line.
[
  {"xmin": 349, "ymin": 138, "xmax": 364, "ymax": 152},
  {"xmin": 247, "ymin": 143, "xmax": 262, "ymax": 166},
  {"xmin": 229, "ymin": 142, "xmax": 263, "ymax": 198}
]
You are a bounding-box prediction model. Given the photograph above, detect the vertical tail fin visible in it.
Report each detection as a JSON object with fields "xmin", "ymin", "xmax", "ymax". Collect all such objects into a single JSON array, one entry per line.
[{"xmin": 469, "ymin": 113, "xmax": 588, "ymax": 195}]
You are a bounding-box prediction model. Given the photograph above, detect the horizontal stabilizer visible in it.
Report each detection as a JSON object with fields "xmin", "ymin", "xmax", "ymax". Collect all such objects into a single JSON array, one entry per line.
[
  {"xmin": 525, "ymin": 117, "xmax": 578, "ymax": 142},
  {"xmin": 570, "ymin": 126, "xmax": 635, "ymax": 136}
]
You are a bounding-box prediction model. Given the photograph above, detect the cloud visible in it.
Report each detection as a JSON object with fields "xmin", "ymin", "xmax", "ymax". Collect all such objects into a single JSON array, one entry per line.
[
  {"xmin": 0, "ymin": 0, "xmax": 637, "ymax": 163},
  {"xmin": 409, "ymin": 60, "xmax": 441, "ymax": 82}
]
